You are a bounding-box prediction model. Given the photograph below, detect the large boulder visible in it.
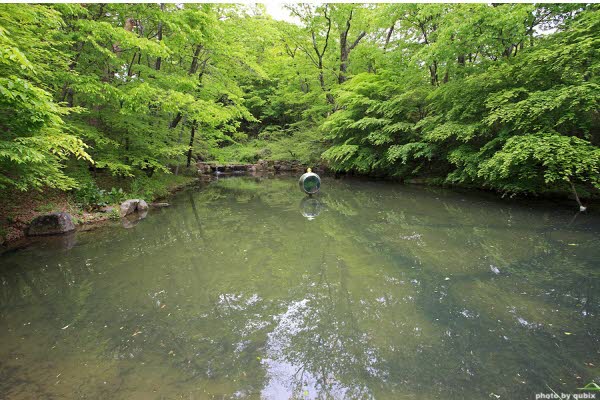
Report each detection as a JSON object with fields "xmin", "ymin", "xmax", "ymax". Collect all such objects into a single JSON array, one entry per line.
[
  {"xmin": 120, "ymin": 199, "xmax": 148, "ymax": 217},
  {"xmin": 120, "ymin": 200, "xmax": 138, "ymax": 217},
  {"xmin": 137, "ymin": 199, "xmax": 149, "ymax": 211},
  {"xmin": 28, "ymin": 212, "xmax": 75, "ymax": 236}
]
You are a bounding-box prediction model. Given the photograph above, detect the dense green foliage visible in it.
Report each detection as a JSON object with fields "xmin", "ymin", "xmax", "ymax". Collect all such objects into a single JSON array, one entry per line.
[
  {"xmin": 319, "ymin": 4, "xmax": 600, "ymax": 196},
  {"xmin": 1, "ymin": 4, "xmax": 261, "ymax": 192},
  {"xmin": 1, "ymin": 3, "xmax": 598, "ymax": 199},
  {"xmin": 0, "ymin": 5, "xmax": 91, "ymax": 190}
]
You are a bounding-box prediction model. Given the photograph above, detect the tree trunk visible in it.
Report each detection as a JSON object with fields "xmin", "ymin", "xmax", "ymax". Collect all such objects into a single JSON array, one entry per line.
[
  {"xmin": 338, "ymin": 10, "xmax": 366, "ymax": 84},
  {"xmin": 170, "ymin": 112, "xmax": 183, "ymax": 129},
  {"xmin": 318, "ymin": 59, "xmax": 334, "ymax": 104},
  {"xmin": 569, "ymin": 180, "xmax": 587, "ymax": 212},
  {"xmin": 189, "ymin": 45, "xmax": 203, "ymax": 75},
  {"xmin": 154, "ymin": 4, "xmax": 164, "ymax": 71},
  {"xmin": 429, "ymin": 62, "xmax": 438, "ymax": 86},
  {"xmin": 66, "ymin": 88, "xmax": 74, "ymax": 107},
  {"xmin": 309, "ymin": 6, "xmax": 332, "ymax": 103},
  {"xmin": 168, "ymin": 45, "xmax": 204, "ymax": 130},
  {"xmin": 338, "ymin": 15, "xmax": 350, "ymax": 84},
  {"xmin": 318, "ymin": 65, "xmax": 326, "ymax": 91},
  {"xmin": 174, "ymin": 115, "xmax": 187, "ymax": 176},
  {"xmin": 127, "ymin": 50, "xmax": 138, "ymax": 77},
  {"xmin": 384, "ymin": 22, "xmax": 395, "ymax": 50},
  {"xmin": 339, "ymin": 47, "xmax": 349, "ymax": 84},
  {"xmin": 187, "ymin": 121, "xmax": 197, "ymax": 167}
]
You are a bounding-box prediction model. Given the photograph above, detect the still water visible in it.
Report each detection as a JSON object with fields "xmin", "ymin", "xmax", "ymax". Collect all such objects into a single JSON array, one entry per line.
[{"xmin": 1, "ymin": 176, "xmax": 599, "ymax": 399}]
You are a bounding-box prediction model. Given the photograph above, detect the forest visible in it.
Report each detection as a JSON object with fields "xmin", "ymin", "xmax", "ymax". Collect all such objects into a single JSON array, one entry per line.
[
  {"xmin": 1, "ymin": 3, "xmax": 599, "ymax": 206},
  {"xmin": 1, "ymin": 5, "xmax": 600, "ymax": 396}
]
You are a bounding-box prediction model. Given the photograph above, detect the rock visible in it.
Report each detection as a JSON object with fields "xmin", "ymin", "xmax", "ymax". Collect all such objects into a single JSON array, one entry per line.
[
  {"xmin": 28, "ymin": 212, "xmax": 75, "ymax": 236},
  {"xmin": 120, "ymin": 200, "xmax": 139, "ymax": 217},
  {"xmin": 150, "ymin": 202, "xmax": 170, "ymax": 208},
  {"xmin": 255, "ymin": 160, "xmax": 271, "ymax": 171},
  {"xmin": 120, "ymin": 199, "xmax": 148, "ymax": 217},
  {"xmin": 196, "ymin": 162, "xmax": 213, "ymax": 174},
  {"xmin": 137, "ymin": 199, "xmax": 149, "ymax": 212}
]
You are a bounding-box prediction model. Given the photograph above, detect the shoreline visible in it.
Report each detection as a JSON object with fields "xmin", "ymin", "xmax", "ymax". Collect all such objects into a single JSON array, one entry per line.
[
  {"xmin": 2, "ymin": 168, "xmax": 597, "ymax": 252},
  {"xmin": 0, "ymin": 176, "xmax": 201, "ymax": 252}
]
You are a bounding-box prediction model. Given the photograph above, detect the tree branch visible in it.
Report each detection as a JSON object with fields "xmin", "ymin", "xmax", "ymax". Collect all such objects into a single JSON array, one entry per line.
[{"xmin": 349, "ymin": 31, "xmax": 366, "ymax": 51}]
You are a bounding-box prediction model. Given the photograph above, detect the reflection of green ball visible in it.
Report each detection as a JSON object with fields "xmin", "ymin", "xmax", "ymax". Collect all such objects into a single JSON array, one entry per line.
[
  {"xmin": 300, "ymin": 196, "xmax": 323, "ymax": 220},
  {"xmin": 299, "ymin": 172, "xmax": 321, "ymax": 194}
]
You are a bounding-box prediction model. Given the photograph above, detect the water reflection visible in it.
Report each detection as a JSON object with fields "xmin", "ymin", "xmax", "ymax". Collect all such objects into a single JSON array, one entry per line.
[
  {"xmin": 121, "ymin": 209, "xmax": 148, "ymax": 228},
  {"xmin": 299, "ymin": 196, "xmax": 324, "ymax": 220},
  {"xmin": 0, "ymin": 176, "xmax": 599, "ymax": 399}
]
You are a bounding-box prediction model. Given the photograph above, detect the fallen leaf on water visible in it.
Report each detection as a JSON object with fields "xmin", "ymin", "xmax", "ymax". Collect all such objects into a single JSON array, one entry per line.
[
  {"xmin": 61, "ymin": 324, "xmax": 70, "ymax": 330},
  {"xmin": 132, "ymin": 331, "xmax": 142, "ymax": 337},
  {"xmin": 564, "ymin": 332, "xmax": 572, "ymax": 335}
]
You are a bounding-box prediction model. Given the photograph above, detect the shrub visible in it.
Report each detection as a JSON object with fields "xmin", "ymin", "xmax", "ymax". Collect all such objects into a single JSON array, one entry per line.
[{"xmin": 74, "ymin": 182, "xmax": 107, "ymax": 210}]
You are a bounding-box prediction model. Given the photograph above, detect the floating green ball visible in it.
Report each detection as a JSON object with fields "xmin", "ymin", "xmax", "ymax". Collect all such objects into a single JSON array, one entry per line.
[{"xmin": 299, "ymin": 171, "xmax": 321, "ymax": 195}]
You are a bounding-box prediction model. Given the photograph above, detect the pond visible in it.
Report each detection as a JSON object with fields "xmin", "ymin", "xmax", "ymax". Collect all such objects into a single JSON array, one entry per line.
[{"xmin": 1, "ymin": 175, "xmax": 599, "ymax": 399}]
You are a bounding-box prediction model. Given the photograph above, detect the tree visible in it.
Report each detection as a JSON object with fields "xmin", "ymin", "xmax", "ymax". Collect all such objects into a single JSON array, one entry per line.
[
  {"xmin": 0, "ymin": 4, "xmax": 91, "ymax": 190},
  {"xmin": 321, "ymin": 4, "xmax": 600, "ymax": 202}
]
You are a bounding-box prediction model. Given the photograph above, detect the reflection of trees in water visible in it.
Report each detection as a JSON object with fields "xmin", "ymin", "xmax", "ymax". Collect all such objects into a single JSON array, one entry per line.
[
  {"xmin": 1, "ymin": 176, "xmax": 599, "ymax": 398},
  {"xmin": 185, "ymin": 180, "xmax": 390, "ymax": 397},
  {"xmin": 289, "ymin": 178, "xmax": 600, "ymax": 397},
  {"xmin": 0, "ymin": 201, "xmax": 271, "ymax": 397},
  {"xmin": 347, "ymin": 204, "xmax": 600, "ymax": 396},
  {"xmin": 201, "ymin": 177, "xmax": 600, "ymax": 398},
  {"xmin": 263, "ymin": 254, "xmax": 383, "ymax": 399}
]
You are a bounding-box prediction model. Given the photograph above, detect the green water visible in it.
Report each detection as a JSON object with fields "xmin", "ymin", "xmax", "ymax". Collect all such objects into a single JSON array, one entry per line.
[{"xmin": 1, "ymin": 176, "xmax": 599, "ymax": 399}]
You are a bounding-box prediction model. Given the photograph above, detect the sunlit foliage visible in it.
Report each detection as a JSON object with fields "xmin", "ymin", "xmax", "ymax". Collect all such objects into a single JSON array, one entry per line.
[{"xmin": 1, "ymin": 3, "xmax": 598, "ymax": 199}]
